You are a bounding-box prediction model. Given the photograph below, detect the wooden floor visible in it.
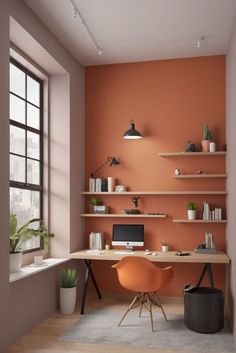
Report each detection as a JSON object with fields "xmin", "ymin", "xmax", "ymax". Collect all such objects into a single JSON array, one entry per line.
[{"xmin": 1, "ymin": 295, "xmax": 214, "ymax": 353}]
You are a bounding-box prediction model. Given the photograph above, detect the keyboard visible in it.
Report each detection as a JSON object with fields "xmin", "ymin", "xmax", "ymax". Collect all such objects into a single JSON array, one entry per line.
[{"xmin": 114, "ymin": 251, "xmax": 134, "ymax": 255}]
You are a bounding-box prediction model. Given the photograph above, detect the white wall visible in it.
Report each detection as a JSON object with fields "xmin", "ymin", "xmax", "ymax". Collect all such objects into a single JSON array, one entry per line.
[
  {"xmin": 0, "ymin": 0, "xmax": 84, "ymax": 351},
  {"xmin": 226, "ymin": 14, "xmax": 236, "ymax": 343}
]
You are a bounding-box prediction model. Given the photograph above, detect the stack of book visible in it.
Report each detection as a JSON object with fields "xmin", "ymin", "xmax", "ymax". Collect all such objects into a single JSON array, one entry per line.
[
  {"xmin": 89, "ymin": 178, "xmax": 108, "ymax": 192},
  {"xmin": 202, "ymin": 202, "xmax": 222, "ymax": 220}
]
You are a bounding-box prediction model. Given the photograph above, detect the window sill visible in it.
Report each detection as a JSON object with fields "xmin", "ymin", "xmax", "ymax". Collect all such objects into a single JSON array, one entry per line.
[{"xmin": 9, "ymin": 258, "xmax": 69, "ymax": 283}]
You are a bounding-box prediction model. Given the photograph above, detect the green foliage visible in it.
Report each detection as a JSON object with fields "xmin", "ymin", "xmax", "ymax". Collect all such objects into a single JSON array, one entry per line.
[
  {"xmin": 203, "ymin": 124, "xmax": 212, "ymax": 140},
  {"xmin": 186, "ymin": 202, "xmax": 197, "ymax": 210},
  {"xmin": 9, "ymin": 214, "xmax": 54, "ymax": 253},
  {"xmin": 60, "ymin": 268, "xmax": 78, "ymax": 288},
  {"xmin": 89, "ymin": 197, "xmax": 101, "ymax": 206}
]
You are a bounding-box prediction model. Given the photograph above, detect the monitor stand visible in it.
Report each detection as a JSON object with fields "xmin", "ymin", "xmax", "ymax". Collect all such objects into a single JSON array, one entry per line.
[{"xmin": 124, "ymin": 245, "xmax": 133, "ymax": 252}]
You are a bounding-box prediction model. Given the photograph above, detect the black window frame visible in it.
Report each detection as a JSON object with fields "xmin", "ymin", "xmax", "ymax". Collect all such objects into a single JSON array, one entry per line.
[{"xmin": 10, "ymin": 57, "xmax": 44, "ymax": 253}]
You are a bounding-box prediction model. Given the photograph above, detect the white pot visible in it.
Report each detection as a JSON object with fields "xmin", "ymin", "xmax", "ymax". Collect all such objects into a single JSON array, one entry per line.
[
  {"xmin": 162, "ymin": 245, "xmax": 168, "ymax": 252},
  {"xmin": 188, "ymin": 210, "xmax": 197, "ymax": 220},
  {"xmin": 10, "ymin": 252, "xmax": 22, "ymax": 273},
  {"xmin": 60, "ymin": 287, "xmax": 77, "ymax": 315}
]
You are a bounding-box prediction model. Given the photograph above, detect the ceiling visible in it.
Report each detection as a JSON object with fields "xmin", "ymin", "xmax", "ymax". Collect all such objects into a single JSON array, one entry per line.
[{"xmin": 24, "ymin": 0, "xmax": 236, "ymax": 67}]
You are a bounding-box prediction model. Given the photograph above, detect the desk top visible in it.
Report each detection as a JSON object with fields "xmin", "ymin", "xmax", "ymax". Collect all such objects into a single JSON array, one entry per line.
[{"xmin": 70, "ymin": 250, "xmax": 230, "ymax": 264}]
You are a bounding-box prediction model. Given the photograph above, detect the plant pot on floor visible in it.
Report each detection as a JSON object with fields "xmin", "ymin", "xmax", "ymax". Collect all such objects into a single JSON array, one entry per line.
[
  {"xmin": 188, "ymin": 210, "xmax": 197, "ymax": 220},
  {"xmin": 10, "ymin": 252, "xmax": 22, "ymax": 273},
  {"xmin": 60, "ymin": 287, "xmax": 77, "ymax": 315}
]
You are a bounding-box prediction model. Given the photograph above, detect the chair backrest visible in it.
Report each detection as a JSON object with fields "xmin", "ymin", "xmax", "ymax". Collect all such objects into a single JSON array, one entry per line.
[{"xmin": 112, "ymin": 256, "xmax": 172, "ymax": 292}]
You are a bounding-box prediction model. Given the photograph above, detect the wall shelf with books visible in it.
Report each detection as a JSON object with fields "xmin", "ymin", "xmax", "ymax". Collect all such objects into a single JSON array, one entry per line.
[
  {"xmin": 82, "ymin": 191, "xmax": 227, "ymax": 195},
  {"xmin": 159, "ymin": 151, "xmax": 226, "ymax": 157},
  {"xmin": 80, "ymin": 214, "xmax": 167, "ymax": 218}
]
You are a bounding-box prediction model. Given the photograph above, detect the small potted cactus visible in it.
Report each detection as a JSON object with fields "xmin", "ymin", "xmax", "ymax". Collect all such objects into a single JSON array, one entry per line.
[
  {"xmin": 161, "ymin": 241, "xmax": 169, "ymax": 252},
  {"xmin": 202, "ymin": 124, "xmax": 212, "ymax": 152},
  {"xmin": 187, "ymin": 202, "xmax": 197, "ymax": 220}
]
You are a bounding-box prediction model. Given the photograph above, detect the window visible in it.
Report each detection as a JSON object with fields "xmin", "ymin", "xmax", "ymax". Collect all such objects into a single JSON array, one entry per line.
[{"xmin": 10, "ymin": 59, "xmax": 43, "ymax": 252}]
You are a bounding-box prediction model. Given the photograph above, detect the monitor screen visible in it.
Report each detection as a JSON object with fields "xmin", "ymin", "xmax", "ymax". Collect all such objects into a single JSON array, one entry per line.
[{"xmin": 112, "ymin": 224, "xmax": 144, "ymax": 248}]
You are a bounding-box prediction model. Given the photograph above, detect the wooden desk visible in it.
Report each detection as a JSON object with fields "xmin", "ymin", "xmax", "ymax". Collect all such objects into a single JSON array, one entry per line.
[{"xmin": 70, "ymin": 250, "xmax": 230, "ymax": 314}]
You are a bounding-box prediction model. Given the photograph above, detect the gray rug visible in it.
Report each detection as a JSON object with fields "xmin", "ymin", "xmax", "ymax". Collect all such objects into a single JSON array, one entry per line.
[{"xmin": 59, "ymin": 307, "xmax": 235, "ymax": 352}]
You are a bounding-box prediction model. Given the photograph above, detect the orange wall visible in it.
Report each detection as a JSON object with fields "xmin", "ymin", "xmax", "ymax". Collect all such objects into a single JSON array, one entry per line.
[{"xmin": 85, "ymin": 56, "xmax": 226, "ymax": 296}]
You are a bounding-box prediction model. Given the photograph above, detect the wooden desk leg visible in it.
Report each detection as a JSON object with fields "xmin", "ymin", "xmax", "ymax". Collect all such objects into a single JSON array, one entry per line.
[
  {"xmin": 196, "ymin": 263, "xmax": 215, "ymax": 288},
  {"xmin": 80, "ymin": 260, "xmax": 102, "ymax": 315}
]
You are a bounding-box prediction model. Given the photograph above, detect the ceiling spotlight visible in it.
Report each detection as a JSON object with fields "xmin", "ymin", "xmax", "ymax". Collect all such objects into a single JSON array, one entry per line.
[{"xmin": 197, "ymin": 36, "xmax": 204, "ymax": 48}]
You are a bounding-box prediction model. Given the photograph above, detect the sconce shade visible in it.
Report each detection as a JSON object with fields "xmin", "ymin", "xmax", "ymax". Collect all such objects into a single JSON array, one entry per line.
[
  {"xmin": 123, "ymin": 119, "xmax": 142, "ymax": 139},
  {"xmin": 90, "ymin": 156, "xmax": 120, "ymax": 178}
]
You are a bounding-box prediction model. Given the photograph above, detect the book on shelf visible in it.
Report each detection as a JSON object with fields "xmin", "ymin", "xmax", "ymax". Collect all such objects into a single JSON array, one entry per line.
[{"xmin": 95, "ymin": 178, "xmax": 102, "ymax": 192}]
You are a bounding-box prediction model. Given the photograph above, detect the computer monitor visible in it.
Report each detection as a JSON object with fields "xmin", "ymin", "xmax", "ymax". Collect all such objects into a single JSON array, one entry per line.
[{"xmin": 112, "ymin": 224, "xmax": 144, "ymax": 250}]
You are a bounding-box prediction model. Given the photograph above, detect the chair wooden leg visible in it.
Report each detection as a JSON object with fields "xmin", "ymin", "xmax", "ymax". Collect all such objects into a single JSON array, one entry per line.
[
  {"xmin": 118, "ymin": 294, "xmax": 140, "ymax": 326},
  {"xmin": 146, "ymin": 293, "xmax": 154, "ymax": 331},
  {"xmin": 139, "ymin": 293, "xmax": 145, "ymax": 317},
  {"xmin": 154, "ymin": 292, "xmax": 168, "ymax": 321}
]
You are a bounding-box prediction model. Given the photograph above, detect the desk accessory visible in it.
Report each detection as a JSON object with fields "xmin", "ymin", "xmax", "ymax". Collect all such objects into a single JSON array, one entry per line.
[
  {"xmin": 90, "ymin": 156, "xmax": 120, "ymax": 178},
  {"xmin": 176, "ymin": 251, "xmax": 191, "ymax": 256}
]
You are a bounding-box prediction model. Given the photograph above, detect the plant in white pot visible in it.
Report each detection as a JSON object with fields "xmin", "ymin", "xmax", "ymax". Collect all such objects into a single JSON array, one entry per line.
[
  {"xmin": 60, "ymin": 268, "xmax": 78, "ymax": 315},
  {"xmin": 161, "ymin": 241, "xmax": 169, "ymax": 252},
  {"xmin": 9, "ymin": 214, "xmax": 54, "ymax": 273},
  {"xmin": 187, "ymin": 202, "xmax": 197, "ymax": 220}
]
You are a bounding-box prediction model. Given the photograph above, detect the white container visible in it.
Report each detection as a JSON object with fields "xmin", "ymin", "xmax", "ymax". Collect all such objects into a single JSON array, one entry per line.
[
  {"xmin": 60, "ymin": 287, "xmax": 77, "ymax": 315},
  {"xmin": 89, "ymin": 232, "xmax": 104, "ymax": 250},
  {"xmin": 10, "ymin": 252, "xmax": 22, "ymax": 273},
  {"xmin": 161, "ymin": 245, "xmax": 169, "ymax": 252},
  {"xmin": 107, "ymin": 177, "xmax": 116, "ymax": 192},
  {"xmin": 209, "ymin": 142, "xmax": 216, "ymax": 152},
  {"xmin": 34, "ymin": 254, "xmax": 43, "ymax": 265},
  {"xmin": 187, "ymin": 210, "xmax": 197, "ymax": 220}
]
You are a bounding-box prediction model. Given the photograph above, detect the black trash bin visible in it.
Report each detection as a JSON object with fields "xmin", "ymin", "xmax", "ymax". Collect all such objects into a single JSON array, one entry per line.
[{"xmin": 184, "ymin": 286, "xmax": 224, "ymax": 333}]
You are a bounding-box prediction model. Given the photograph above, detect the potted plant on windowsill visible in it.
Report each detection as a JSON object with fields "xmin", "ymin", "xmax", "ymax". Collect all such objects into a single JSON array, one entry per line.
[
  {"xmin": 187, "ymin": 202, "xmax": 197, "ymax": 220},
  {"xmin": 60, "ymin": 268, "xmax": 78, "ymax": 315},
  {"xmin": 9, "ymin": 214, "xmax": 54, "ymax": 273}
]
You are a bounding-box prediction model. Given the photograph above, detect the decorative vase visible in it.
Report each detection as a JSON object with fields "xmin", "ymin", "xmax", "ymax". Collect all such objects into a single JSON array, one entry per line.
[
  {"xmin": 209, "ymin": 142, "xmax": 216, "ymax": 152},
  {"xmin": 10, "ymin": 252, "xmax": 22, "ymax": 273},
  {"xmin": 60, "ymin": 287, "xmax": 77, "ymax": 315},
  {"xmin": 202, "ymin": 140, "xmax": 210, "ymax": 152},
  {"xmin": 161, "ymin": 245, "xmax": 168, "ymax": 252},
  {"xmin": 188, "ymin": 210, "xmax": 197, "ymax": 220}
]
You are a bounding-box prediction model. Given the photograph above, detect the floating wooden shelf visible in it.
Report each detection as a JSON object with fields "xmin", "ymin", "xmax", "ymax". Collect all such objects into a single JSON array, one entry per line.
[
  {"xmin": 173, "ymin": 174, "xmax": 227, "ymax": 179},
  {"xmin": 82, "ymin": 191, "xmax": 227, "ymax": 195},
  {"xmin": 173, "ymin": 219, "xmax": 227, "ymax": 223},
  {"xmin": 81, "ymin": 214, "xmax": 167, "ymax": 218},
  {"xmin": 159, "ymin": 151, "xmax": 226, "ymax": 157}
]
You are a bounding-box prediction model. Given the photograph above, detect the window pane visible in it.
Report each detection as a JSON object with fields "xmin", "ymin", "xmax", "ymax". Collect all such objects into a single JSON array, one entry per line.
[
  {"xmin": 10, "ymin": 188, "xmax": 40, "ymax": 227},
  {"xmin": 27, "ymin": 76, "xmax": 40, "ymax": 106},
  {"xmin": 10, "ymin": 94, "xmax": 25, "ymax": 124},
  {"xmin": 10, "ymin": 155, "xmax": 25, "ymax": 182},
  {"xmin": 10, "ymin": 125, "xmax": 25, "ymax": 156},
  {"xmin": 10, "ymin": 63, "xmax": 25, "ymax": 98},
  {"xmin": 10, "ymin": 188, "xmax": 41, "ymax": 251},
  {"xmin": 27, "ymin": 103, "xmax": 40, "ymax": 129},
  {"xmin": 27, "ymin": 159, "xmax": 40, "ymax": 185},
  {"xmin": 27, "ymin": 131, "xmax": 40, "ymax": 159}
]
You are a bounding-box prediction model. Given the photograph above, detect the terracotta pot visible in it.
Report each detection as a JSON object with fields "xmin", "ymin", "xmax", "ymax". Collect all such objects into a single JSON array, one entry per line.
[{"xmin": 202, "ymin": 140, "xmax": 210, "ymax": 152}]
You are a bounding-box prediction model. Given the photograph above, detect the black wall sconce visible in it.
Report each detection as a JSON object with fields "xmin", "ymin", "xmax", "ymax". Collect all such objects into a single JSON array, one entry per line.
[
  {"xmin": 90, "ymin": 156, "xmax": 120, "ymax": 178},
  {"xmin": 123, "ymin": 119, "xmax": 142, "ymax": 139}
]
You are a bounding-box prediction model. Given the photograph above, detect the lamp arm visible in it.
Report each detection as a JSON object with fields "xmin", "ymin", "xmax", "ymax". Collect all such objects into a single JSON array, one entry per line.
[{"xmin": 90, "ymin": 158, "xmax": 110, "ymax": 178}]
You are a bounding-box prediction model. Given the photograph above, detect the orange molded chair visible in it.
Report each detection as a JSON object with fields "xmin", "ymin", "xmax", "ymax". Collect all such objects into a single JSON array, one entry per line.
[{"xmin": 112, "ymin": 256, "xmax": 173, "ymax": 331}]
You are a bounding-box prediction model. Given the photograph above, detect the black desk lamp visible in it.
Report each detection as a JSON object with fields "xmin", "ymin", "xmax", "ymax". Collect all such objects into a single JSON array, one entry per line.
[{"xmin": 90, "ymin": 156, "xmax": 120, "ymax": 178}]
